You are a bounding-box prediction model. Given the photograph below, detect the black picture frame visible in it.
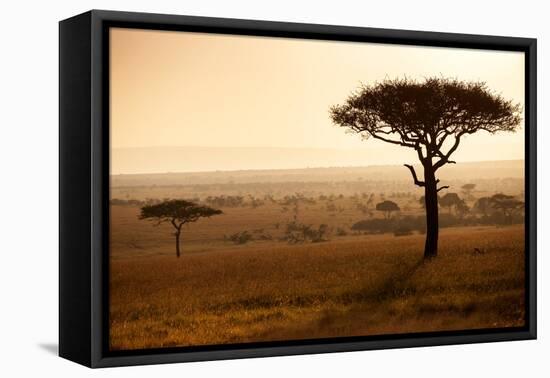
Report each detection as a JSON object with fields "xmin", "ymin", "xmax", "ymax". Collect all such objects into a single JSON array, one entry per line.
[{"xmin": 59, "ymin": 9, "xmax": 537, "ymax": 368}]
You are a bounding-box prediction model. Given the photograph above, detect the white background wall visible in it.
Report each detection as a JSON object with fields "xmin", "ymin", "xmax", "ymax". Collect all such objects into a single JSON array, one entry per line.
[{"xmin": 0, "ymin": 0, "xmax": 546, "ymax": 376}]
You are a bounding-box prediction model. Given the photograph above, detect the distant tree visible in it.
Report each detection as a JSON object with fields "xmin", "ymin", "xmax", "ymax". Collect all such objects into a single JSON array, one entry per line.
[
  {"xmin": 139, "ymin": 199, "xmax": 222, "ymax": 257},
  {"xmin": 331, "ymin": 77, "xmax": 521, "ymax": 258},
  {"xmin": 439, "ymin": 193, "xmax": 462, "ymax": 214},
  {"xmin": 227, "ymin": 231, "xmax": 253, "ymax": 245},
  {"xmin": 474, "ymin": 197, "xmax": 493, "ymax": 216},
  {"xmin": 461, "ymin": 183, "xmax": 476, "ymax": 200},
  {"xmin": 336, "ymin": 227, "xmax": 348, "ymax": 236},
  {"xmin": 376, "ymin": 200, "xmax": 400, "ymax": 219},
  {"xmin": 490, "ymin": 193, "xmax": 524, "ymax": 219},
  {"xmin": 455, "ymin": 199, "xmax": 470, "ymax": 218},
  {"xmin": 283, "ymin": 222, "xmax": 330, "ymax": 244},
  {"xmin": 356, "ymin": 202, "xmax": 372, "ymax": 215},
  {"xmin": 326, "ymin": 202, "xmax": 337, "ymax": 213},
  {"xmin": 316, "ymin": 224, "xmax": 330, "ymax": 242}
]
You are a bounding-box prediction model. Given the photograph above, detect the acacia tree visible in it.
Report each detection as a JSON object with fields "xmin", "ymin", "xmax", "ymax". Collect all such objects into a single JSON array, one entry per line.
[
  {"xmin": 331, "ymin": 77, "xmax": 521, "ymax": 259},
  {"xmin": 490, "ymin": 193, "xmax": 525, "ymax": 221},
  {"xmin": 439, "ymin": 192, "xmax": 462, "ymax": 214},
  {"xmin": 139, "ymin": 199, "xmax": 222, "ymax": 258},
  {"xmin": 474, "ymin": 197, "xmax": 493, "ymax": 216},
  {"xmin": 375, "ymin": 200, "xmax": 400, "ymax": 220}
]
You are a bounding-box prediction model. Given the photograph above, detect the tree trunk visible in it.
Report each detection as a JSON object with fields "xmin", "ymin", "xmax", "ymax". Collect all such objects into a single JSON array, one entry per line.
[
  {"xmin": 175, "ymin": 230, "xmax": 181, "ymax": 258},
  {"xmin": 423, "ymin": 164, "xmax": 439, "ymax": 259}
]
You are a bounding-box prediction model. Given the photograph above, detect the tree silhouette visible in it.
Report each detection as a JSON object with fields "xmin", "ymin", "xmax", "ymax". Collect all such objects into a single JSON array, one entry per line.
[
  {"xmin": 376, "ymin": 200, "xmax": 400, "ymax": 220},
  {"xmin": 331, "ymin": 77, "xmax": 521, "ymax": 258},
  {"xmin": 139, "ymin": 199, "xmax": 222, "ymax": 258},
  {"xmin": 461, "ymin": 183, "xmax": 476, "ymax": 200},
  {"xmin": 455, "ymin": 199, "xmax": 470, "ymax": 218},
  {"xmin": 489, "ymin": 193, "xmax": 524, "ymax": 221},
  {"xmin": 474, "ymin": 196, "xmax": 493, "ymax": 216},
  {"xmin": 439, "ymin": 192, "xmax": 462, "ymax": 214}
]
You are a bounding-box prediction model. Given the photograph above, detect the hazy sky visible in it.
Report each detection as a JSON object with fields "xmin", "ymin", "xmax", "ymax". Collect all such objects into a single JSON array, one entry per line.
[{"xmin": 110, "ymin": 27, "xmax": 525, "ymax": 174}]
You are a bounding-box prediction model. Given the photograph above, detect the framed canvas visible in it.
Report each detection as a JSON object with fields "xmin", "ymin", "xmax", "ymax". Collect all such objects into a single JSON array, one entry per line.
[{"xmin": 59, "ymin": 10, "xmax": 537, "ymax": 368}]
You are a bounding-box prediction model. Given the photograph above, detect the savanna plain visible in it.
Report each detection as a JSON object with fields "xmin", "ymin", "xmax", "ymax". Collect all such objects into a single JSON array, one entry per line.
[{"xmin": 109, "ymin": 161, "xmax": 525, "ymax": 350}]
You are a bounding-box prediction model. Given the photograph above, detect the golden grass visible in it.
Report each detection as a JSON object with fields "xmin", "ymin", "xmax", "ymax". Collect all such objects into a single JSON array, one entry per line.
[{"xmin": 110, "ymin": 219, "xmax": 525, "ymax": 350}]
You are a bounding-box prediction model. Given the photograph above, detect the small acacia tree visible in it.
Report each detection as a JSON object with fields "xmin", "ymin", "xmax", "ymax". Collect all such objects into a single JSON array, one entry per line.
[
  {"xmin": 439, "ymin": 192, "xmax": 462, "ymax": 214},
  {"xmin": 139, "ymin": 199, "xmax": 222, "ymax": 258},
  {"xmin": 490, "ymin": 193, "xmax": 525, "ymax": 221},
  {"xmin": 474, "ymin": 197, "xmax": 493, "ymax": 216},
  {"xmin": 331, "ymin": 77, "xmax": 521, "ymax": 259},
  {"xmin": 376, "ymin": 200, "xmax": 400, "ymax": 219}
]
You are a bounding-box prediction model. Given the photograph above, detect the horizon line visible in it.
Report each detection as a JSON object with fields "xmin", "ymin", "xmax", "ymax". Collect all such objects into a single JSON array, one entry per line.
[{"xmin": 110, "ymin": 158, "xmax": 524, "ymax": 177}]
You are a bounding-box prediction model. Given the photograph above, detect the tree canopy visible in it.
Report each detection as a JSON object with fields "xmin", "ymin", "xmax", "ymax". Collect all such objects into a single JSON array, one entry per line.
[
  {"xmin": 489, "ymin": 194, "xmax": 524, "ymax": 217},
  {"xmin": 439, "ymin": 193, "xmax": 462, "ymax": 213},
  {"xmin": 140, "ymin": 199, "xmax": 222, "ymax": 225},
  {"xmin": 139, "ymin": 199, "xmax": 222, "ymax": 257},
  {"xmin": 330, "ymin": 77, "xmax": 521, "ymax": 174},
  {"xmin": 376, "ymin": 200, "xmax": 400, "ymax": 219}
]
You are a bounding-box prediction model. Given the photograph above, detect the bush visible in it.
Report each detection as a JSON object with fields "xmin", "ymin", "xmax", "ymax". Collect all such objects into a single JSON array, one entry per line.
[
  {"xmin": 351, "ymin": 210, "xmax": 524, "ymax": 237},
  {"xmin": 336, "ymin": 227, "xmax": 348, "ymax": 236},
  {"xmin": 393, "ymin": 226, "xmax": 413, "ymax": 237},
  {"xmin": 257, "ymin": 233, "xmax": 273, "ymax": 241},
  {"xmin": 351, "ymin": 218, "xmax": 393, "ymax": 233},
  {"xmin": 226, "ymin": 231, "xmax": 253, "ymax": 245},
  {"xmin": 351, "ymin": 216, "xmax": 425, "ymax": 235},
  {"xmin": 282, "ymin": 222, "xmax": 330, "ymax": 244}
]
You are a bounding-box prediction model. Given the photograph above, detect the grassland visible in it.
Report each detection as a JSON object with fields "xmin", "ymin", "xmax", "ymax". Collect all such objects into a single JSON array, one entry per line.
[
  {"xmin": 110, "ymin": 212, "xmax": 524, "ymax": 350},
  {"xmin": 109, "ymin": 163, "xmax": 525, "ymax": 350}
]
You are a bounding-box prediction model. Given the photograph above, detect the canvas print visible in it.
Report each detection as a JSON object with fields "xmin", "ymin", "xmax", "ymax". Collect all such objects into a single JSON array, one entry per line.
[{"xmin": 109, "ymin": 28, "xmax": 526, "ymax": 351}]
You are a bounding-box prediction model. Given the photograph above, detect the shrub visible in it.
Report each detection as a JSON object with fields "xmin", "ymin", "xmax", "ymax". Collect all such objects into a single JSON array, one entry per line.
[
  {"xmin": 351, "ymin": 218, "xmax": 394, "ymax": 233},
  {"xmin": 393, "ymin": 226, "xmax": 413, "ymax": 237},
  {"xmin": 336, "ymin": 227, "xmax": 348, "ymax": 236},
  {"xmin": 282, "ymin": 222, "xmax": 330, "ymax": 244},
  {"xmin": 226, "ymin": 231, "xmax": 253, "ymax": 245}
]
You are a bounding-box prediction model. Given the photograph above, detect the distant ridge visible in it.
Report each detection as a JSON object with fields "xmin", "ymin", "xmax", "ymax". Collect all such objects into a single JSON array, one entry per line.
[
  {"xmin": 111, "ymin": 145, "xmax": 524, "ymax": 176},
  {"xmin": 111, "ymin": 159, "xmax": 524, "ymax": 187}
]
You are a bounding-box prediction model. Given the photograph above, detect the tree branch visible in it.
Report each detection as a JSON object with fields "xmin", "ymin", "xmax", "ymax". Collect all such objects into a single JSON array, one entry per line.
[
  {"xmin": 370, "ymin": 133, "xmax": 416, "ymax": 148},
  {"xmin": 404, "ymin": 164, "xmax": 425, "ymax": 187},
  {"xmin": 434, "ymin": 133, "xmax": 463, "ymax": 170},
  {"xmin": 437, "ymin": 185, "xmax": 450, "ymax": 192},
  {"xmin": 414, "ymin": 141, "xmax": 426, "ymax": 163},
  {"xmin": 170, "ymin": 218, "xmax": 178, "ymax": 230},
  {"xmin": 170, "ymin": 218, "xmax": 186, "ymax": 230},
  {"xmin": 153, "ymin": 218, "xmax": 167, "ymax": 226}
]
